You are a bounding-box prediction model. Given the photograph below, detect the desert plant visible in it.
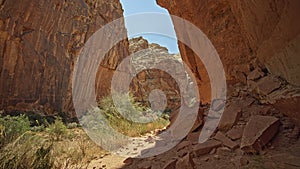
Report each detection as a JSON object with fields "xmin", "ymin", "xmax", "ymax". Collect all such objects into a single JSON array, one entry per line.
[
  {"xmin": 31, "ymin": 125, "xmax": 45, "ymax": 132},
  {"xmin": 47, "ymin": 117, "xmax": 67, "ymax": 141},
  {"xmin": 97, "ymin": 93, "xmax": 170, "ymax": 136},
  {"xmin": 32, "ymin": 144, "xmax": 53, "ymax": 169},
  {"xmin": 0, "ymin": 131, "xmax": 53, "ymax": 169},
  {"xmin": 0, "ymin": 115, "xmax": 31, "ymax": 147}
]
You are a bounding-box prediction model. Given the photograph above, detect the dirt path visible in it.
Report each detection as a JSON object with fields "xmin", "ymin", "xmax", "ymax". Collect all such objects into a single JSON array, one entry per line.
[{"xmin": 87, "ymin": 154, "xmax": 126, "ymax": 169}]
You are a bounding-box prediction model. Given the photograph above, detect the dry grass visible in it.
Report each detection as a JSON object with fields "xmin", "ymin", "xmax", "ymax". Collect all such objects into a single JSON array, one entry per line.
[
  {"xmin": 0, "ymin": 93, "xmax": 170, "ymax": 168},
  {"xmin": 98, "ymin": 94, "xmax": 170, "ymax": 137},
  {"xmin": 0, "ymin": 118, "xmax": 106, "ymax": 169}
]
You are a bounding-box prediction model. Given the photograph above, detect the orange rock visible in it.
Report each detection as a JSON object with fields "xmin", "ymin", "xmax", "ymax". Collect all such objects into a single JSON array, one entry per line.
[
  {"xmin": 218, "ymin": 103, "xmax": 242, "ymax": 131},
  {"xmin": 192, "ymin": 140, "xmax": 221, "ymax": 156},
  {"xmin": 214, "ymin": 131, "xmax": 239, "ymax": 150},
  {"xmin": 176, "ymin": 153, "xmax": 194, "ymax": 169},
  {"xmin": 162, "ymin": 159, "xmax": 177, "ymax": 169},
  {"xmin": 241, "ymin": 115, "xmax": 280, "ymax": 153},
  {"xmin": 226, "ymin": 126, "xmax": 244, "ymax": 141}
]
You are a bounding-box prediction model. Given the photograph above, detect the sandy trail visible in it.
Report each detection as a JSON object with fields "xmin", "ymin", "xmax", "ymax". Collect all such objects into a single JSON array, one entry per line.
[{"xmin": 87, "ymin": 154, "xmax": 127, "ymax": 169}]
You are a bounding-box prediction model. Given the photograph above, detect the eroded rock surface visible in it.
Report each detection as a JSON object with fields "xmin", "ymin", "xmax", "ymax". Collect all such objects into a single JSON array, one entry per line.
[
  {"xmin": 128, "ymin": 37, "xmax": 187, "ymax": 112},
  {"xmin": 241, "ymin": 115, "xmax": 280, "ymax": 153},
  {"xmin": 157, "ymin": 0, "xmax": 300, "ymax": 124},
  {"xmin": 0, "ymin": 0, "xmax": 129, "ymax": 120}
]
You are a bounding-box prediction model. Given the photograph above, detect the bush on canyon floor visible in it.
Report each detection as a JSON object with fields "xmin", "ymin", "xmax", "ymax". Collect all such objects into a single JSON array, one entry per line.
[
  {"xmin": 0, "ymin": 114, "xmax": 31, "ymax": 147},
  {"xmin": 46, "ymin": 117, "xmax": 67, "ymax": 141},
  {"xmin": 0, "ymin": 117, "xmax": 105, "ymax": 169},
  {"xmin": 97, "ymin": 93, "xmax": 170, "ymax": 136}
]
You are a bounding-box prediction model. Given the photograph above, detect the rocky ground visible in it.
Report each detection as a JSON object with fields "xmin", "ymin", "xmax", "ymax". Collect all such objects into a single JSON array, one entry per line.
[
  {"xmin": 89, "ymin": 70, "xmax": 300, "ymax": 169},
  {"xmin": 119, "ymin": 100, "xmax": 299, "ymax": 168}
]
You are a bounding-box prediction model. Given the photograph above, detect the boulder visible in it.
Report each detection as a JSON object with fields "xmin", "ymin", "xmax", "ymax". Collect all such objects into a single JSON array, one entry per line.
[
  {"xmin": 137, "ymin": 161, "xmax": 152, "ymax": 169},
  {"xmin": 176, "ymin": 153, "xmax": 195, "ymax": 169},
  {"xmin": 226, "ymin": 126, "xmax": 244, "ymax": 141},
  {"xmin": 255, "ymin": 76, "xmax": 281, "ymax": 96},
  {"xmin": 241, "ymin": 115, "xmax": 280, "ymax": 153},
  {"xmin": 192, "ymin": 140, "xmax": 221, "ymax": 156},
  {"xmin": 218, "ymin": 103, "xmax": 242, "ymax": 131},
  {"xmin": 162, "ymin": 159, "xmax": 177, "ymax": 169},
  {"xmin": 214, "ymin": 131, "xmax": 239, "ymax": 150},
  {"xmin": 247, "ymin": 68, "xmax": 264, "ymax": 81}
]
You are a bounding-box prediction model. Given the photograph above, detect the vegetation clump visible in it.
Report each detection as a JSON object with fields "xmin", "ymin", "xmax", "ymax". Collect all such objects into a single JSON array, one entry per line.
[
  {"xmin": 97, "ymin": 93, "xmax": 170, "ymax": 136},
  {"xmin": 0, "ymin": 114, "xmax": 31, "ymax": 147}
]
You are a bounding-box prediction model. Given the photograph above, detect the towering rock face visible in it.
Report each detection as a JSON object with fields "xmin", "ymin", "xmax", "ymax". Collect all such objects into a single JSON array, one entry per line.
[
  {"xmin": 128, "ymin": 37, "xmax": 183, "ymax": 112},
  {"xmin": 0, "ymin": 0, "xmax": 128, "ymax": 120},
  {"xmin": 157, "ymin": 0, "xmax": 300, "ymax": 123},
  {"xmin": 229, "ymin": 0, "xmax": 300, "ymax": 86},
  {"xmin": 157, "ymin": 0, "xmax": 300, "ymax": 99}
]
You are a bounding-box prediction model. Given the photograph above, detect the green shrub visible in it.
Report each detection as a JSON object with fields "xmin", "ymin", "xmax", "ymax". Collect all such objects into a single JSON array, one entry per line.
[
  {"xmin": 0, "ymin": 132, "xmax": 53, "ymax": 169},
  {"xmin": 31, "ymin": 125, "xmax": 45, "ymax": 132},
  {"xmin": 97, "ymin": 93, "xmax": 170, "ymax": 136},
  {"xmin": 47, "ymin": 117, "xmax": 67, "ymax": 141},
  {"xmin": 0, "ymin": 115, "xmax": 31, "ymax": 147}
]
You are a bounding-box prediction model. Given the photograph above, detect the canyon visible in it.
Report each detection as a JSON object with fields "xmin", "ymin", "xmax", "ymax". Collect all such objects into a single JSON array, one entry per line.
[{"xmin": 0, "ymin": 0, "xmax": 299, "ymax": 168}]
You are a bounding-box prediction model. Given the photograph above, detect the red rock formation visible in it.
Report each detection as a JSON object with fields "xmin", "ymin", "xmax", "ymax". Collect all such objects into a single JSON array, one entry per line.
[
  {"xmin": 128, "ymin": 37, "xmax": 182, "ymax": 112},
  {"xmin": 158, "ymin": 0, "xmax": 300, "ymax": 86},
  {"xmin": 0, "ymin": 0, "xmax": 129, "ymax": 120},
  {"xmin": 157, "ymin": 0, "xmax": 300, "ymax": 122}
]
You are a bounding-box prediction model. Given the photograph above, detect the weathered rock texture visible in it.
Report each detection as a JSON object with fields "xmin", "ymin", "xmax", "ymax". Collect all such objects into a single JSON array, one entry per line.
[
  {"xmin": 0, "ymin": 0, "xmax": 128, "ymax": 120},
  {"xmin": 241, "ymin": 115, "xmax": 280, "ymax": 153},
  {"xmin": 122, "ymin": 1, "xmax": 300, "ymax": 168},
  {"xmin": 157, "ymin": 0, "xmax": 300, "ymax": 122},
  {"xmin": 128, "ymin": 37, "xmax": 184, "ymax": 112}
]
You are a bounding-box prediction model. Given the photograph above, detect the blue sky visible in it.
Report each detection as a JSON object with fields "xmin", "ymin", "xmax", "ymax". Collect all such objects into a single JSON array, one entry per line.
[{"xmin": 120, "ymin": 0, "xmax": 179, "ymax": 54}]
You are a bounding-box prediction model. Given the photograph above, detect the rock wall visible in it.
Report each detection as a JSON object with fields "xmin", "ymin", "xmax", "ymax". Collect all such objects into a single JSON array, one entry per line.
[
  {"xmin": 157, "ymin": 0, "xmax": 300, "ymax": 101},
  {"xmin": 157, "ymin": 0, "xmax": 300, "ymax": 123},
  {"xmin": 128, "ymin": 37, "xmax": 183, "ymax": 112},
  {"xmin": 0, "ymin": 0, "xmax": 129, "ymax": 120},
  {"xmin": 229, "ymin": 0, "xmax": 300, "ymax": 86}
]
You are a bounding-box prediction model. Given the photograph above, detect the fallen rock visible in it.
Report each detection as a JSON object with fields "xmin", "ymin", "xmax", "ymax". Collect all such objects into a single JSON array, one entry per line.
[
  {"xmin": 192, "ymin": 140, "xmax": 221, "ymax": 156},
  {"xmin": 226, "ymin": 126, "xmax": 244, "ymax": 141},
  {"xmin": 236, "ymin": 71, "xmax": 247, "ymax": 84},
  {"xmin": 218, "ymin": 103, "xmax": 242, "ymax": 131},
  {"xmin": 162, "ymin": 159, "xmax": 177, "ymax": 169},
  {"xmin": 239, "ymin": 97, "xmax": 255, "ymax": 107},
  {"xmin": 273, "ymin": 95, "xmax": 300, "ymax": 127},
  {"xmin": 214, "ymin": 131, "xmax": 239, "ymax": 150},
  {"xmin": 241, "ymin": 115, "xmax": 280, "ymax": 153},
  {"xmin": 176, "ymin": 140, "xmax": 191, "ymax": 151},
  {"xmin": 137, "ymin": 160, "xmax": 152, "ymax": 169},
  {"xmin": 247, "ymin": 68, "xmax": 264, "ymax": 80},
  {"xmin": 123, "ymin": 158, "xmax": 133, "ymax": 166},
  {"xmin": 186, "ymin": 131, "xmax": 200, "ymax": 144},
  {"xmin": 258, "ymin": 85, "xmax": 300, "ymax": 126},
  {"xmin": 176, "ymin": 141, "xmax": 191, "ymax": 157},
  {"xmin": 255, "ymin": 76, "xmax": 281, "ymax": 95},
  {"xmin": 240, "ymin": 156, "xmax": 249, "ymax": 166},
  {"xmin": 176, "ymin": 153, "xmax": 195, "ymax": 169}
]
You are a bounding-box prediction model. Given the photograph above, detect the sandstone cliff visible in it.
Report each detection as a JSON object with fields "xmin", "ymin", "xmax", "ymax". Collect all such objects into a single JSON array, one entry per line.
[
  {"xmin": 157, "ymin": 0, "xmax": 300, "ymax": 123},
  {"xmin": 128, "ymin": 37, "xmax": 183, "ymax": 112},
  {"xmin": 0, "ymin": 0, "xmax": 129, "ymax": 120}
]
